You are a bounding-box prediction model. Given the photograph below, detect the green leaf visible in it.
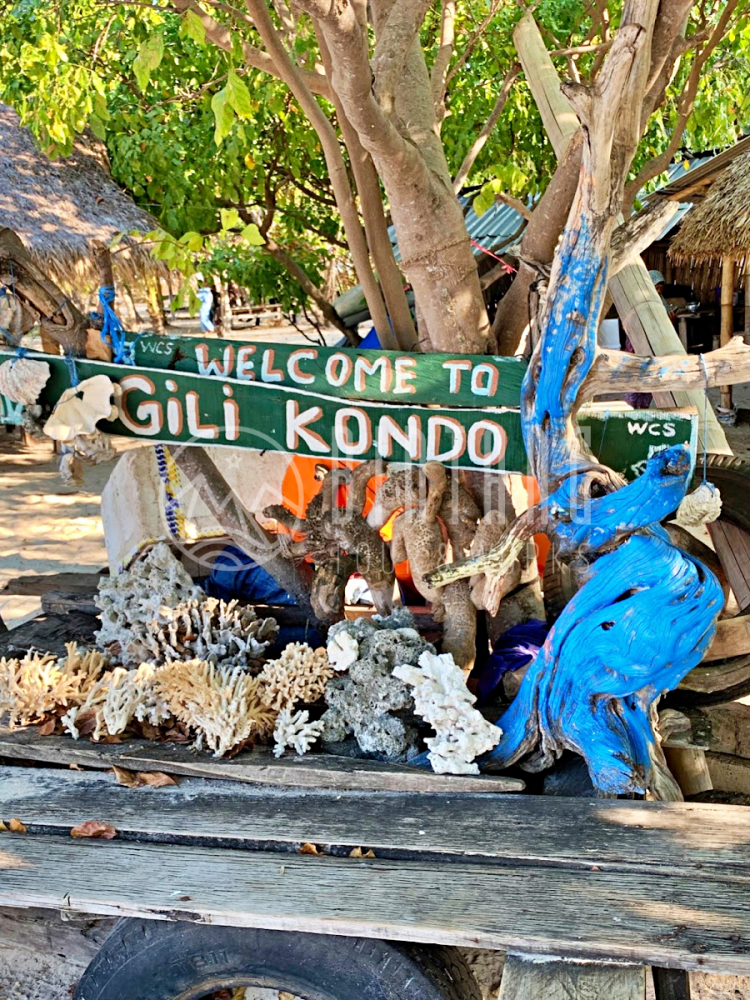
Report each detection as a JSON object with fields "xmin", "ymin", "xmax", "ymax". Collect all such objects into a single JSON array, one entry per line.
[
  {"xmin": 211, "ymin": 87, "xmax": 234, "ymax": 145},
  {"xmin": 180, "ymin": 9, "xmax": 206, "ymax": 46},
  {"xmin": 133, "ymin": 32, "xmax": 164, "ymax": 91},
  {"xmin": 88, "ymin": 113, "xmax": 106, "ymax": 140},
  {"xmin": 225, "ymin": 70, "xmax": 253, "ymax": 119},
  {"xmin": 220, "ymin": 207, "xmax": 241, "ymax": 230},
  {"xmin": 241, "ymin": 223, "xmax": 264, "ymax": 246}
]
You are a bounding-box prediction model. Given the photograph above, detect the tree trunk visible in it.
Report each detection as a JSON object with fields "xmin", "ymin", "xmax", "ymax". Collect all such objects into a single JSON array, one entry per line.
[
  {"xmin": 720, "ymin": 255, "xmax": 735, "ymax": 411},
  {"xmin": 0, "ymin": 228, "xmax": 87, "ymax": 355},
  {"xmin": 145, "ymin": 275, "xmax": 166, "ymax": 335}
]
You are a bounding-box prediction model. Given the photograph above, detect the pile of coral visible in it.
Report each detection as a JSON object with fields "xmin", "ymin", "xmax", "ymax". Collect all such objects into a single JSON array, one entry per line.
[
  {"xmin": 95, "ymin": 543, "xmax": 279, "ymax": 669},
  {"xmin": 0, "ymin": 611, "xmax": 500, "ymax": 773}
]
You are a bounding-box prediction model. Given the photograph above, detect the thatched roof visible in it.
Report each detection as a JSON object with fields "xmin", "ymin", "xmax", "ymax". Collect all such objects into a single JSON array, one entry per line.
[
  {"xmin": 0, "ymin": 103, "xmax": 164, "ymax": 290},
  {"xmin": 670, "ymin": 149, "xmax": 750, "ymax": 264}
]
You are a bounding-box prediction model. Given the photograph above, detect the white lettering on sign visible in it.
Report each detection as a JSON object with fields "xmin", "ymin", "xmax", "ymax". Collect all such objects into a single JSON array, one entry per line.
[
  {"xmin": 288, "ymin": 349, "xmax": 317, "ymax": 386},
  {"xmin": 118, "ymin": 374, "xmax": 162, "ymax": 435},
  {"xmin": 426, "ymin": 416, "xmax": 467, "ymax": 462},
  {"xmin": 377, "ymin": 414, "xmax": 422, "ymax": 458},
  {"xmin": 236, "ymin": 346, "xmax": 257, "ymax": 380},
  {"xmin": 442, "ymin": 360, "xmax": 472, "ymax": 393},
  {"xmin": 335, "ymin": 407, "xmax": 372, "ymax": 455},
  {"xmin": 468, "ymin": 420, "xmax": 507, "ymax": 466},
  {"xmin": 196, "ymin": 344, "xmax": 235, "ymax": 378},
  {"xmin": 354, "ymin": 356, "xmax": 392, "ymax": 393},
  {"xmin": 286, "ymin": 401, "xmax": 329, "ymax": 452},
  {"xmin": 393, "ymin": 357, "xmax": 417, "ymax": 394},
  {"xmin": 627, "ymin": 420, "xmax": 678, "ymax": 439},
  {"xmin": 470, "ymin": 363, "xmax": 499, "ymax": 397},
  {"xmin": 325, "ymin": 353, "xmax": 353, "ymax": 387},
  {"xmin": 261, "ymin": 350, "xmax": 284, "ymax": 383}
]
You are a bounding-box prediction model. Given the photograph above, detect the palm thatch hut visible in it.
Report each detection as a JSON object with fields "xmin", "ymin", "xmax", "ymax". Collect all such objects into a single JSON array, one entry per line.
[
  {"xmin": 0, "ymin": 103, "xmax": 166, "ymax": 326},
  {"xmin": 669, "ymin": 147, "xmax": 750, "ymax": 408}
]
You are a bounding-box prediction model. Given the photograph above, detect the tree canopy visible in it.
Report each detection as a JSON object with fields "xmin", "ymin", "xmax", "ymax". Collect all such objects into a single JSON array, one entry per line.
[{"xmin": 1, "ymin": 0, "xmax": 748, "ymax": 348}]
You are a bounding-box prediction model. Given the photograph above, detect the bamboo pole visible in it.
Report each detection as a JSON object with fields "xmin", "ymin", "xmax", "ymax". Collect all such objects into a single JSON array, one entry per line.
[
  {"xmin": 720, "ymin": 255, "xmax": 734, "ymax": 411},
  {"xmin": 512, "ymin": 13, "xmax": 731, "ymax": 455}
]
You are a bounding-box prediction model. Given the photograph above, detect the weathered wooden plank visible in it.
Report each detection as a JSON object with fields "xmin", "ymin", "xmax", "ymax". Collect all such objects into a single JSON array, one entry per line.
[
  {"xmin": 3, "ymin": 767, "xmax": 750, "ymax": 877},
  {"xmin": 498, "ymin": 956, "xmax": 644, "ymax": 1000},
  {"xmin": 1, "ymin": 833, "xmax": 750, "ymax": 972},
  {"xmin": 0, "ymin": 571, "xmax": 105, "ymax": 597},
  {"xmin": 0, "ymin": 613, "xmax": 99, "ymax": 660},
  {"xmin": 703, "ymin": 614, "xmax": 750, "ymax": 662},
  {"xmin": 706, "ymin": 753, "xmax": 750, "ymax": 796},
  {"xmin": 0, "ymin": 728, "xmax": 523, "ymax": 795},
  {"xmin": 663, "ymin": 704, "xmax": 750, "ymax": 759},
  {"xmin": 710, "ymin": 521, "xmax": 750, "ymax": 614}
]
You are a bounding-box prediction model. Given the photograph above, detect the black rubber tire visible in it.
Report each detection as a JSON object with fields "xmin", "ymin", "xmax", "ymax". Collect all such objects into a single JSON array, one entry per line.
[
  {"xmin": 74, "ymin": 919, "xmax": 482, "ymax": 1000},
  {"xmin": 542, "ymin": 454, "xmax": 750, "ymax": 706}
]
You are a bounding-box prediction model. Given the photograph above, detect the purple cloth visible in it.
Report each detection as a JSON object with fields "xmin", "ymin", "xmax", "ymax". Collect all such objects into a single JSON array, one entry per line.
[{"xmin": 477, "ymin": 619, "xmax": 550, "ymax": 701}]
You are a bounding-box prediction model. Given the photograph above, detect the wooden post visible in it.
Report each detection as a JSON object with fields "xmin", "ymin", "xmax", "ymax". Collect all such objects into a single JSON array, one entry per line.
[
  {"xmin": 498, "ymin": 955, "xmax": 645, "ymax": 1000},
  {"xmin": 720, "ymin": 255, "xmax": 734, "ymax": 411},
  {"xmin": 513, "ymin": 13, "xmax": 731, "ymax": 456},
  {"xmin": 745, "ymin": 269, "xmax": 749, "ymax": 344}
]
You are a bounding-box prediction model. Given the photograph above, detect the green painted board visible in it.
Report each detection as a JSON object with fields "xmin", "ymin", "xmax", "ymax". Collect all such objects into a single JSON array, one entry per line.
[
  {"xmin": 133, "ymin": 334, "xmax": 527, "ymax": 408},
  {"xmin": 7, "ymin": 349, "xmax": 696, "ymax": 479}
]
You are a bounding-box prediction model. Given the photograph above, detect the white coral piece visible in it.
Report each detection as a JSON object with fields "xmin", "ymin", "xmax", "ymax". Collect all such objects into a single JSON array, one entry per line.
[
  {"xmin": 258, "ymin": 643, "xmax": 332, "ymax": 710},
  {"xmin": 95, "ymin": 543, "xmax": 278, "ymax": 668},
  {"xmin": 156, "ymin": 659, "xmax": 277, "ymax": 757},
  {"xmin": 0, "ymin": 642, "xmax": 108, "ymax": 728},
  {"xmin": 0, "ymin": 358, "xmax": 50, "ymax": 405},
  {"xmin": 102, "ymin": 663, "xmax": 170, "ymax": 736},
  {"xmin": 43, "ymin": 374, "xmax": 119, "ymax": 442},
  {"xmin": 273, "ymin": 708, "xmax": 324, "ymax": 758},
  {"xmin": 394, "ymin": 650, "xmax": 501, "ymax": 775},
  {"xmin": 326, "ymin": 630, "xmax": 359, "ymax": 671}
]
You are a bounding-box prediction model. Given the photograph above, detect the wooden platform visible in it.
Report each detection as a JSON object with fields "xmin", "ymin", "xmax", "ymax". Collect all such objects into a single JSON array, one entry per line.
[{"xmin": 1, "ymin": 766, "xmax": 750, "ymax": 973}]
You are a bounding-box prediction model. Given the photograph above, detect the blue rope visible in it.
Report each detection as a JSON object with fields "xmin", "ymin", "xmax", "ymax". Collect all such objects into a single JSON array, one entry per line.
[
  {"xmin": 99, "ymin": 285, "xmax": 141, "ymax": 364},
  {"xmin": 64, "ymin": 351, "xmax": 80, "ymax": 388}
]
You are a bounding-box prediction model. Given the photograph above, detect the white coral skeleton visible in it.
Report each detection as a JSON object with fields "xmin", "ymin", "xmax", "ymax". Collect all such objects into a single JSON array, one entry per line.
[
  {"xmin": 155, "ymin": 659, "xmax": 277, "ymax": 758},
  {"xmin": 43, "ymin": 374, "xmax": 120, "ymax": 442},
  {"xmin": 258, "ymin": 643, "xmax": 333, "ymax": 710},
  {"xmin": 96, "ymin": 543, "xmax": 278, "ymax": 668},
  {"xmin": 0, "ymin": 643, "xmax": 108, "ymax": 728},
  {"xmin": 326, "ymin": 630, "xmax": 359, "ymax": 671},
  {"xmin": 394, "ymin": 651, "xmax": 501, "ymax": 775},
  {"xmin": 273, "ymin": 708, "xmax": 325, "ymax": 758}
]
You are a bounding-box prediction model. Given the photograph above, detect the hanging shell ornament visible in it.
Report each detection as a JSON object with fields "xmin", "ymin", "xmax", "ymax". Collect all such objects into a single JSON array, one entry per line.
[
  {"xmin": 0, "ymin": 358, "xmax": 51, "ymax": 405},
  {"xmin": 43, "ymin": 374, "xmax": 121, "ymax": 443}
]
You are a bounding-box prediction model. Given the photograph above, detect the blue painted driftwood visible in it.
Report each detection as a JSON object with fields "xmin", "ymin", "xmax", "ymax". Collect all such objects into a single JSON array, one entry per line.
[{"xmin": 426, "ymin": 17, "xmax": 723, "ymax": 796}]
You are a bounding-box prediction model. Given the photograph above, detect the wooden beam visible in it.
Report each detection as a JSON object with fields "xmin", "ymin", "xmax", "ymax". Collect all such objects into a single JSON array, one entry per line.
[
  {"xmin": 0, "ymin": 728, "xmax": 523, "ymax": 795},
  {"xmin": 498, "ymin": 956, "xmax": 644, "ymax": 1000},
  {"xmin": 7, "ymin": 765, "xmax": 750, "ymax": 873},
  {"xmin": 2, "ymin": 832, "xmax": 750, "ymax": 972},
  {"xmin": 720, "ymin": 256, "xmax": 735, "ymax": 411}
]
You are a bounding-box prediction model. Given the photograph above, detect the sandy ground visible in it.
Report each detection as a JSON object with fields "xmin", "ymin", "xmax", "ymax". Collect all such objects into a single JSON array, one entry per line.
[{"xmin": 1, "ymin": 321, "xmax": 750, "ymax": 996}]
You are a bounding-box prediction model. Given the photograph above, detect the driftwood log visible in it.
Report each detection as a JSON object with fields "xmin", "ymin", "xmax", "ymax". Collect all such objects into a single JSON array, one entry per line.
[
  {"xmin": 427, "ymin": 0, "xmax": 723, "ymax": 798},
  {"xmin": 0, "ymin": 227, "xmax": 87, "ymax": 355}
]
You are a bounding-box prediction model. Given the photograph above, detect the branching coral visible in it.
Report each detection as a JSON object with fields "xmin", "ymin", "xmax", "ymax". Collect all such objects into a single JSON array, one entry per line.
[
  {"xmin": 95, "ymin": 543, "xmax": 278, "ymax": 668},
  {"xmin": 61, "ymin": 661, "xmax": 171, "ymax": 741},
  {"xmin": 155, "ymin": 659, "xmax": 277, "ymax": 757},
  {"xmin": 0, "ymin": 643, "xmax": 108, "ymax": 728},
  {"xmin": 258, "ymin": 643, "xmax": 333, "ymax": 710},
  {"xmin": 394, "ymin": 651, "xmax": 501, "ymax": 774},
  {"xmin": 273, "ymin": 708, "xmax": 325, "ymax": 758},
  {"xmin": 320, "ymin": 610, "xmax": 433, "ymax": 759}
]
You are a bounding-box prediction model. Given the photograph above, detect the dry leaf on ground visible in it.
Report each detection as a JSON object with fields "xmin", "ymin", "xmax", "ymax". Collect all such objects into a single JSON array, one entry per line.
[
  {"xmin": 9, "ymin": 818, "xmax": 27, "ymax": 833},
  {"xmin": 70, "ymin": 820, "xmax": 117, "ymax": 840},
  {"xmin": 139, "ymin": 771, "xmax": 178, "ymax": 786},
  {"xmin": 112, "ymin": 766, "xmax": 142, "ymax": 787},
  {"xmin": 299, "ymin": 842, "xmax": 323, "ymax": 855},
  {"xmin": 37, "ymin": 718, "xmax": 56, "ymax": 736},
  {"xmin": 349, "ymin": 847, "xmax": 376, "ymax": 858}
]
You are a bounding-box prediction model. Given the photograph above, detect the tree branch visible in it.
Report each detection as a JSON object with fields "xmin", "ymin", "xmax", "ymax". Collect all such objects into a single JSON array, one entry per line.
[
  {"xmin": 443, "ymin": 0, "xmax": 501, "ymax": 96},
  {"xmin": 431, "ymin": 0, "xmax": 456, "ymax": 107},
  {"xmin": 582, "ymin": 336, "xmax": 750, "ymax": 399},
  {"xmin": 372, "ymin": 0, "xmax": 433, "ymax": 114},
  {"xmin": 172, "ymin": 0, "xmax": 331, "ymax": 98},
  {"xmin": 452, "ymin": 64, "xmax": 519, "ymax": 192}
]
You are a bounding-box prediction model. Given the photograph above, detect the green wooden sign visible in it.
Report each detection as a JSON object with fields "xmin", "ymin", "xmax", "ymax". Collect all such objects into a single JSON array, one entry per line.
[
  {"xmin": 3, "ymin": 348, "xmax": 696, "ymax": 480},
  {"xmin": 133, "ymin": 334, "xmax": 527, "ymax": 408}
]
